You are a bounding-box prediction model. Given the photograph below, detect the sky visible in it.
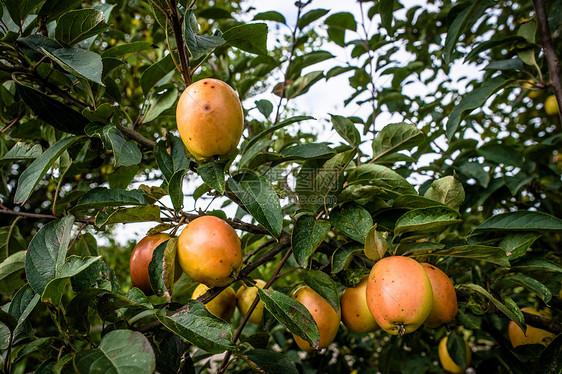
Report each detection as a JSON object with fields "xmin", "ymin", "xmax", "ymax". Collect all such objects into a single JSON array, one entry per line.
[{"xmin": 112, "ymin": 0, "xmax": 483, "ymax": 244}]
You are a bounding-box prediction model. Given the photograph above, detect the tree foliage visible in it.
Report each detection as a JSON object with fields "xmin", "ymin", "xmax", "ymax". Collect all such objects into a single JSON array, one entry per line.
[{"xmin": 0, "ymin": 0, "xmax": 561, "ymax": 373}]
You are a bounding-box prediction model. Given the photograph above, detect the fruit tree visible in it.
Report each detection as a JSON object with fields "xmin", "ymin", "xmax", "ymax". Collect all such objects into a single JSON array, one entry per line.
[{"xmin": 0, "ymin": 0, "xmax": 561, "ymax": 373}]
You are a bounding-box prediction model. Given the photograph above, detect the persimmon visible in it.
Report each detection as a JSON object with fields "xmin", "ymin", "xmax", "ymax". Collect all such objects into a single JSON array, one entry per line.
[
  {"xmin": 177, "ymin": 215, "xmax": 242, "ymax": 287},
  {"xmin": 421, "ymin": 263, "xmax": 458, "ymax": 328},
  {"xmin": 545, "ymin": 95, "xmax": 559, "ymax": 116},
  {"xmin": 508, "ymin": 307, "xmax": 555, "ymax": 348},
  {"xmin": 292, "ymin": 286, "xmax": 341, "ymax": 352},
  {"xmin": 236, "ymin": 279, "xmax": 266, "ymax": 325},
  {"xmin": 192, "ymin": 283, "xmax": 236, "ymax": 321},
  {"xmin": 129, "ymin": 233, "xmax": 171, "ymax": 295},
  {"xmin": 365, "ymin": 256, "xmax": 433, "ymax": 335},
  {"xmin": 341, "ymin": 275, "xmax": 379, "ymax": 333},
  {"xmin": 176, "ymin": 78, "xmax": 244, "ymax": 160}
]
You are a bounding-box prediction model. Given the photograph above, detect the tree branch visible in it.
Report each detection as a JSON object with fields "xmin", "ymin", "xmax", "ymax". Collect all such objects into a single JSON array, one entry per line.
[
  {"xmin": 533, "ymin": 0, "xmax": 562, "ymax": 124},
  {"xmin": 166, "ymin": 0, "xmax": 191, "ymax": 86},
  {"xmin": 0, "ymin": 207, "xmax": 94, "ymax": 225},
  {"xmin": 522, "ymin": 311, "xmax": 562, "ymax": 335},
  {"xmin": 117, "ymin": 124, "xmax": 156, "ymax": 149}
]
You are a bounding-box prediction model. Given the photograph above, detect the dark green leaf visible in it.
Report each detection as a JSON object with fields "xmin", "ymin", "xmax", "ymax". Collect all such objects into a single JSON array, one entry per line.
[
  {"xmin": 169, "ymin": 169, "xmax": 186, "ymax": 211},
  {"xmin": 4, "ymin": 0, "xmax": 43, "ymax": 26},
  {"xmin": 456, "ymin": 161, "xmax": 490, "ymax": 187},
  {"xmin": 536, "ymin": 333, "xmax": 562, "ymax": 374},
  {"xmin": 148, "ymin": 238, "xmax": 177, "ymax": 297},
  {"xmin": 511, "ymin": 259, "xmax": 562, "ymax": 274},
  {"xmin": 157, "ymin": 300, "xmax": 235, "ymax": 354},
  {"xmin": 443, "ymin": 0, "xmax": 485, "ymax": 64},
  {"xmin": 292, "ymin": 215, "xmax": 330, "ymax": 268},
  {"xmin": 380, "ymin": 0, "xmax": 395, "ymax": 34},
  {"xmin": 15, "ymin": 84, "xmax": 88, "ymax": 134},
  {"xmin": 183, "ymin": 10, "xmax": 225, "ymax": 59},
  {"xmin": 14, "ymin": 136, "xmax": 80, "ymax": 203},
  {"xmin": 372, "ymin": 122, "xmax": 424, "ymax": 161},
  {"xmin": 227, "ymin": 173, "xmax": 283, "ymax": 237},
  {"xmin": 257, "ymin": 288, "xmax": 320, "ymax": 349},
  {"xmin": 330, "ymin": 114, "xmax": 360, "ymax": 147},
  {"xmin": 8, "ymin": 284, "xmax": 39, "ymax": 340},
  {"xmin": 424, "ymin": 176, "xmax": 465, "ymax": 209},
  {"xmin": 446, "ymin": 76, "xmax": 510, "ymax": 139},
  {"xmin": 255, "ymin": 99, "xmax": 274, "ymax": 118},
  {"xmin": 97, "ymin": 290, "xmax": 152, "ymax": 321},
  {"xmin": 331, "ymin": 243, "xmax": 363, "ymax": 273},
  {"xmin": 103, "ymin": 125, "xmax": 142, "ymax": 167},
  {"xmin": 25, "ymin": 215, "xmax": 74, "ymax": 294},
  {"xmin": 101, "ymin": 41, "xmax": 153, "ymax": 57},
  {"xmin": 446, "ymin": 331, "xmax": 467, "ymax": 369},
  {"xmin": 95, "ymin": 206, "xmax": 161, "ymax": 229},
  {"xmin": 223, "ymin": 23, "xmax": 268, "ymax": 56},
  {"xmin": 303, "ymin": 270, "xmax": 339, "ymax": 313},
  {"xmin": 240, "ymin": 139, "xmax": 274, "ymax": 168},
  {"xmin": 1, "ymin": 142, "xmax": 42, "ymax": 160},
  {"xmin": 73, "ymin": 187, "xmax": 147, "ymax": 211},
  {"xmin": 0, "ymin": 251, "xmax": 26, "ymax": 284},
  {"xmin": 140, "ymin": 54, "xmax": 175, "ymax": 95},
  {"xmin": 198, "ymin": 160, "xmax": 227, "ymax": 194},
  {"xmin": 54, "ymin": 8, "xmax": 108, "ymax": 46},
  {"xmin": 428, "ymin": 245, "xmax": 509, "ymax": 267},
  {"xmin": 503, "ymin": 274, "xmax": 551, "ymax": 303},
  {"xmin": 325, "ymin": 12, "xmax": 357, "ymax": 30},
  {"xmin": 74, "ymin": 330, "xmax": 156, "ymax": 374},
  {"xmin": 243, "ymin": 116, "xmax": 314, "ymax": 152},
  {"xmin": 244, "ymin": 349, "xmax": 298, "ymax": 374},
  {"xmin": 330, "ymin": 204, "xmax": 372, "ymax": 244},
  {"xmin": 477, "ymin": 142, "xmax": 524, "ymax": 166},
  {"xmin": 66, "ymin": 288, "xmax": 110, "ymax": 330},
  {"xmin": 253, "ymin": 11, "xmax": 286, "ymax": 24},
  {"xmin": 474, "ymin": 211, "xmax": 562, "ymax": 232},
  {"xmin": 143, "ymin": 85, "xmax": 178, "ymax": 123},
  {"xmin": 42, "ymin": 48, "xmax": 104, "ymax": 85},
  {"xmin": 297, "ymin": 9, "xmax": 329, "ymax": 29},
  {"xmin": 458, "ymin": 284, "xmax": 526, "ymax": 331},
  {"xmin": 394, "ymin": 206, "xmax": 461, "ymax": 235},
  {"xmin": 499, "ymin": 232, "xmax": 541, "ymax": 260},
  {"xmin": 347, "ymin": 164, "xmax": 417, "ymax": 196}
]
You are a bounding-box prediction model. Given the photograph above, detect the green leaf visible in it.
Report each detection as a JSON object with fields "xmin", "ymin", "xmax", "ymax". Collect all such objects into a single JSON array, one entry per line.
[
  {"xmin": 54, "ymin": 8, "xmax": 108, "ymax": 46},
  {"xmin": 474, "ymin": 211, "xmax": 562, "ymax": 232},
  {"xmin": 14, "ymin": 136, "xmax": 80, "ymax": 204},
  {"xmin": 393, "ymin": 195, "xmax": 446, "ymax": 209},
  {"xmin": 330, "ymin": 115, "xmax": 360, "ymax": 147},
  {"xmin": 8, "ymin": 284, "xmax": 40, "ymax": 340},
  {"xmin": 292, "ymin": 215, "xmax": 330, "ymax": 268},
  {"xmin": 424, "ymin": 176, "xmax": 465, "ymax": 209},
  {"xmin": 101, "ymin": 41, "xmax": 153, "ymax": 58},
  {"xmin": 347, "ymin": 164, "xmax": 417, "ymax": 196},
  {"xmin": 41, "ymin": 255, "xmax": 101, "ymax": 305},
  {"xmin": 1, "ymin": 142, "xmax": 42, "ymax": 160},
  {"xmin": 95, "ymin": 206, "xmax": 161, "ymax": 229},
  {"xmin": 154, "ymin": 135, "xmax": 188, "ymax": 182},
  {"xmin": 223, "ymin": 23, "xmax": 268, "ymax": 56},
  {"xmin": 66, "ymin": 288, "xmax": 110, "ymax": 330},
  {"xmin": 257, "ymin": 288, "xmax": 320, "ymax": 349},
  {"xmin": 183, "ymin": 10, "xmax": 225, "ymax": 59},
  {"xmin": 297, "ymin": 9, "xmax": 329, "ymax": 29},
  {"xmin": 4, "ymin": 0, "xmax": 43, "ymax": 26},
  {"xmin": 0, "ymin": 251, "xmax": 26, "ymax": 283},
  {"xmin": 303, "ymin": 270, "xmax": 339, "ymax": 313},
  {"xmin": 331, "ymin": 243, "xmax": 363, "ymax": 274},
  {"xmin": 253, "ymin": 11, "xmax": 286, "ymax": 24},
  {"xmin": 140, "ymin": 54, "xmax": 175, "ymax": 95},
  {"xmin": 511, "ymin": 259, "xmax": 562, "ymax": 274},
  {"xmin": 443, "ymin": 0, "xmax": 485, "ymax": 64},
  {"xmin": 157, "ymin": 300, "xmax": 235, "ymax": 354},
  {"xmin": 74, "ymin": 330, "xmax": 156, "ymax": 374},
  {"xmin": 73, "ymin": 187, "xmax": 147, "ymax": 211},
  {"xmin": 42, "ymin": 48, "xmax": 103, "ymax": 85},
  {"xmin": 503, "ymin": 274, "xmax": 551, "ymax": 304},
  {"xmin": 456, "ymin": 161, "xmax": 490, "ymax": 187},
  {"xmin": 143, "ymin": 85, "xmax": 178, "ymax": 123},
  {"xmin": 148, "ymin": 238, "xmax": 177, "ymax": 297},
  {"xmin": 227, "ymin": 173, "xmax": 283, "ymax": 237},
  {"xmin": 325, "ymin": 12, "xmax": 356, "ymax": 30},
  {"xmin": 97, "ymin": 290, "xmax": 152, "ymax": 321},
  {"xmin": 394, "ymin": 206, "xmax": 461, "ymax": 235},
  {"xmin": 314, "ymin": 148, "xmax": 357, "ymax": 197},
  {"xmin": 458, "ymin": 283, "xmax": 526, "ymax": 331},
  {"xmin": 15, "ymin": 84, "xmax": 88, "ymax": 134},
  {"xmin": 446, "ymin": 76, "xmax": 510, "ymax": 139},
  {"xmin": 446, "ymin": 331, "xmax": 467, "ymax": 369},
  {"xmin": 536, "ymin": 333, "xmax": 562, "ymax": 374},
  {"xmin": 243, "ymin": 116, "xmax": 314, "ymax": 152},
  {"xmin": 372, "ymin": 122, "xmax": 424, "ymax": 161},
  {"xmin": 169, "ymin": 169, "xmax": 186, "ymax": 211},
  {"xmin": 103, "ymin": 125, "xmax": 142, "ymax": 167},
  {"xmin": 255, "ymin": 99, "xmax": 274, "ymax": 118},
  {"xmin": 330, "ymin": 203, "xmax": 372, "ymax": 244},
  {"xmin": 499, "ymin": 232, "xmax": 541, "ymax": 260},
  {"xmin": 198, "ymin": 160, "xmax": 227, "ymax": 194},
  {"xmin": 25, "ymin": 215, "xmax": 74, "ymax": 294},
  {"xmin": 427, "ymin": 245, "xmax": 509, "ymax": 267},
  {"xmin": 380, "ymin": 0, "xmax": 395, "ymax": 34},
  {"xmin": 477, "ymin": 142, "xmax": 524, "ymax": 166},
  {"xmin": 244, "ymin": 350, "xmax": 298, "ymax": 374},
  {"xmin": 240, "ymin": 139, "xmax": 274, "ymax": 168}
]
